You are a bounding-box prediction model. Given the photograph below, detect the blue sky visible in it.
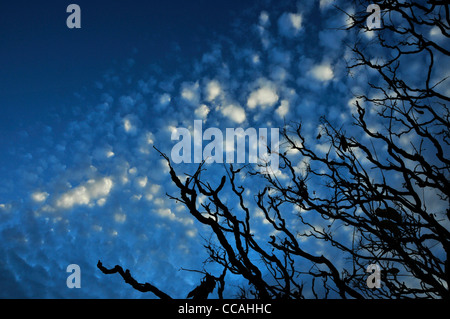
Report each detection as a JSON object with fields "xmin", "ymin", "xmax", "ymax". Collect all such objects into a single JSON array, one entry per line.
[{"xmin": 1, "ymin": 0, "xmax": 448, "ymax": 298}]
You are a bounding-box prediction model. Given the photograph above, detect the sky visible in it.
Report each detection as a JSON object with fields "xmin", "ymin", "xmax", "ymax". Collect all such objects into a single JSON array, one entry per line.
[{"xmin": 0, "ymin": 0, "xmax": 448, "ymax": 298}]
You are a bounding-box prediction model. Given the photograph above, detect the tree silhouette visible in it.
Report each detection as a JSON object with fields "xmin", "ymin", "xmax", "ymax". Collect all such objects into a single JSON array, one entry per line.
[
  {"xmin": 186, "ymin": 274, "xmax": 217, "ymax": 299},
  {"xmin": 98, "ymin": 0, "xmax": 449, "ymax": 299}
]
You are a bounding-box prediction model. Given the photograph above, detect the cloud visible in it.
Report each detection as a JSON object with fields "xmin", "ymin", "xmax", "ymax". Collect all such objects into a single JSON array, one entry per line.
[
  {"xmin": 221, "ymin": 104, "xmax": 246, "ymax": 124},
  {"xmin": 122, "ymin": 114, "xmax": 140, "ymax": 135},
  {"xmin": 205, "ymin": 80, "xmax": 222, "ymax": 101},
  {"xmin": 54, "ymin": 177, "xmax": 114, "ymax": 210},
  {"xmin": 195, "ymin": 104, "xmax": 210, "ymax": 120},
  {"xmin": 256, "ymin": 11, "xmax": 272, "ymax": 49},
  {"xmin": 31, "ymin": 191, "xmax": 49, "ymax": 203},
  {"xmin": 180, "ymin": 81, "xmax": 200, "ymax": 106},
  {"xmin": 275, "ymin": 99, "xmax": 290, "ymax": 118},
  {"xmin": 137, "ymin": 131, "xmax": 155, "ymax": 155},
  {"xmin": 93, "ymin": 144, "xmax": 115, "ymax": 161},
  {"xmin": 154, "ymin": 93, "xmax": 171, "ymax": 112},
  {"xmin": 114, "ymin": 212, "xmax": 127, "ymax": 223},
  {"xmin": 259, "ymin": 11, "xmax": 270, "ymax": 27},
  {"xmin": 247, "ymin": 82, "xmax": 279, "ymax": 109},
  {"xmin": 136, "ymin": 176, "xmax": 148, "ymax": 188},
  {"xmin": 278, "ymin": 12, "xmax": 303, "ymax": 38},
  {"xmin": 309, "ymin": 63, "xmax": 334, "ymax": 82}
]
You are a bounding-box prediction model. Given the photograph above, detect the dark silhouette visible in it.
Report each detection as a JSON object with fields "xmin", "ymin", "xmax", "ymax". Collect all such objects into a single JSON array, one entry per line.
[
  {"xmin": 99, "ymin": 0, "xmax": 449, "ymax": 299},
  {"xmin": 339, "ymin": 135, "xmax": 348, "ymax": 152},
  {"xmin": 97, "ymin": 261, "xmax": 172, "ymax": 299},
  {"xmin": 186, "ymin": 274, "xmax": 216, "ymax": 299}
]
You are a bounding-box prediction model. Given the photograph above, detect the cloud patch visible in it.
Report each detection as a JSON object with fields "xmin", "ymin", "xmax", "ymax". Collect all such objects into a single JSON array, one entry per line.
[
  {"xmin": 309, "ymin": 63, "xmax": 334, "ymax": 82},
  {"xmin": 31, "ymin": 191, "xmax": 49, "ymax": 203},
  {"xmin": 247, "ymin": 81, "xmax": 279, "ymax": 109},
  {"xmin": 180, "ymin": 81, "xmax": 200, "ymax": 106},
  {"xmin": 205, "ymin": 80, "xmax": 222, "ymax": 102},
  {"xmin": 195, "ymin": 104, "xmax": 210, "ymax": 120},
  {"xmin": 221, "ymin": 104, "xmax": 246, "ymax": 124},
  {"xmin": 278, "ymin": 12, "xmax": 303, "ymax": 38},
  {"xmin": 54, "ymin": 177, "xmax": 114, "ymax": 210}
]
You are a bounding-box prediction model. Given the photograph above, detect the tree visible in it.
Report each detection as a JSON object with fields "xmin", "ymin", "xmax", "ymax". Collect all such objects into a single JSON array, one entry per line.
[{"xmin": 98, "ymin": 0, "xmax": 449, "ymax": 299}]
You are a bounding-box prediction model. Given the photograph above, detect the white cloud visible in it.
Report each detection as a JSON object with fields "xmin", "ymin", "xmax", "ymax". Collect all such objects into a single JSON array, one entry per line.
[
  {"xmin": 31, "ymin": 191, "xmax": 49, "ymax": 203},
  {"xmin": 137, "ymin": 176, "xmax": 148, "ymax": 188},
  {"xmin": 205, "ymin": 80, "xmax": 222, "ymax": 101},
  {"xmin": 145, "ymin": 131, "xmax": 155, "ymax": 144},
  {"xmin": 195, "ymin": 104, "xmax": 210, "ymax": 119},
  {"xmin": 122, "ymin": 114, "xmax": 139, "ymax": 135},
  {"xmin": 156, "ymin": 208, "xmax": 194, "ymax": 226},
  {"xmin": 259, "ymin": 11, "xmax": 270, "ymax": 27},
  {"xmin": 309, "ymin": 63, "xmax": 334, "ymax": 82},
  {"xmin": 149, "ymin": 184, "xmax": 161, "ymax": 195},
  {"xmin": 186, "ymin": 229, "xmax": 197, "ymax": 238},
  {"xmin": 55, "ymin": 177, "xmax": 113, "ymax": 210},
  {"xmin": 251, "ymin": 54, "xmax": 260, "ymax": 65},
  {"xmin": 364, "ymin": 30, "xmax": 376, "ymax": 39},
  {"xmin": 221, "ymin": 104, "xmax": 246, "ymax": 123},
  {"xmin": 93, "ymin": 145, "xmax": 115, "ymax": 160},
  {"xmin": 138, "ymin": 131, "xmax": 155, "ymax": 154},
  {"xmin": 278, "ymin": 12, "xmax": 302, "ymax": 38},
  {"xmin": 180, "ymin": 81, "xmax": 200, "ymax": 105},
  {"xmin": 154, "ymin": 93, "xmax": 171, "ymax": 112},
  {"xmin": 247, "ymin": 83, "xmax": 279, "ymax": 109},
  {"xmin": 157, "ymin": 208, "xmax": 176, "ymax": 220},
  {"xmin": 275, "ymin": 99, "xmax": 290, "ymax": 118},
  {"xmin": 131, "ymin": 194, "xmax": 142, "ymax": 201},
  {"xmin": 159, "ymin": 93, "xmax": 171, "ymax": 104},
  {"xmin": 429, "ymin": 26, "xmax": 440, "ymax": 37}
]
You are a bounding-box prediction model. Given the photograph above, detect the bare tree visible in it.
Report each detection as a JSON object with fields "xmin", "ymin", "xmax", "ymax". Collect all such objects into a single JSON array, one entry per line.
[{"xmin": 99, "ymin": 0, "xmax": 449, "ymax": 299}]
